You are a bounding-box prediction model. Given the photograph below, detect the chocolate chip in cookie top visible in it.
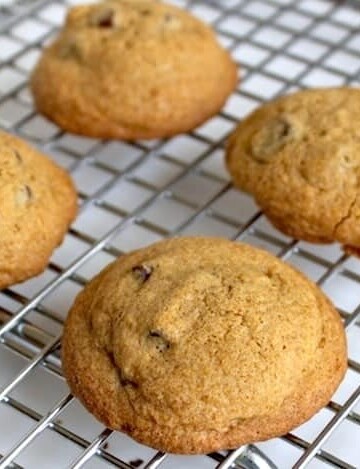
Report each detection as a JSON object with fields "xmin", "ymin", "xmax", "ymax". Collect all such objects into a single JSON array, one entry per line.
[
  {"xmin": 62, "ymin": 237, "xmax": 346, "ymax": 454},
  {"xmin": 0, "ymin": 131, "xmax": 77, "ymax": 289},
  {"xmin": 226, "ymin": 87, "xmax": 360, "ymax": 253},
  {"xmin": 31, "ymin": 0, "xmax": 237, "ymax": 140}
]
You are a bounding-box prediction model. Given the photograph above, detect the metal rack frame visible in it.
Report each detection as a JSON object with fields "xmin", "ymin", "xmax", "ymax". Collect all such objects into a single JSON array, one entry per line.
[{"xmin": 0, "ymin": 0, "xmax": 359, "ymax": 467}]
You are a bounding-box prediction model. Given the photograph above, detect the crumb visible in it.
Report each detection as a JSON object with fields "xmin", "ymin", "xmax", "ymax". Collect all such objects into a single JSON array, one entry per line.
[{"xmin": 129, "ymin": 459, "xmax": 144, "ymax": 468}]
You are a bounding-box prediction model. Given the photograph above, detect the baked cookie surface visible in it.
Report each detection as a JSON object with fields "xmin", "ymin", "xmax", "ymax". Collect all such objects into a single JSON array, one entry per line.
[
  {"xmin": 62, "ymin": 237, "xmax": 346, "ymax": 454},
  {"xmin": 226, "ymin": 88, "xmax": 360, "ymax": 252},
  {"xmin": 31, "ymin": 0, "xmax": 237, "ymax": 140},
  {"xmin": 0, "ymin": 131, "xmax": 77, "ymax": 289}
]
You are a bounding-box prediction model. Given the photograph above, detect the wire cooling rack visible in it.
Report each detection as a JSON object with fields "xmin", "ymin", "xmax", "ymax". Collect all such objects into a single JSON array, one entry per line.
[{"xmin": 0, "ymin": 0, "xmax": 360, "ymax": 468}]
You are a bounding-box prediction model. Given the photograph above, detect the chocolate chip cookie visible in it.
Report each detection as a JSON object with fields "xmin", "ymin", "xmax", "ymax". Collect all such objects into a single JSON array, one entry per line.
[
  {"xmin": 62, "ymin": 237, "xmax": 346, "ymax": 454},
  {"xmin": 226, "ymin": 88, "xmax": 360, "ymax": 253},
  {"xmin": 31, "ymin": 0, "xmax": 237, "ymax": 140},
  {"xmin": 0, "ymin": 131, "xmax": 77, "ymax": 289}
]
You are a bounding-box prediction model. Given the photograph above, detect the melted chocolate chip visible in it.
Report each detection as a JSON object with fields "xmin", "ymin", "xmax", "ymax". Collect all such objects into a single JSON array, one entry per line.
[
  {"xmin": 132, "ymin": 264, "xmax": 153, "ymax": 283},
  {"xmin": 251, "ymin": 116, "xmax": 296, "ymax": 163}
]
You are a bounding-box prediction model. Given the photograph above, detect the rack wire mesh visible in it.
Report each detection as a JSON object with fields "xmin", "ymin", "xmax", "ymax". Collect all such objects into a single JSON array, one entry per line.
[{"xmin": 0, "ymin": 0, "xmax": 360, "ymax": 467}]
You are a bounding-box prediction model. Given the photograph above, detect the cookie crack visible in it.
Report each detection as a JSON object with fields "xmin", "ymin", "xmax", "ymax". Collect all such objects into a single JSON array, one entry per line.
[{"xmin": 333, "ymin": 193, "xmax": 358, "ymax": 237}]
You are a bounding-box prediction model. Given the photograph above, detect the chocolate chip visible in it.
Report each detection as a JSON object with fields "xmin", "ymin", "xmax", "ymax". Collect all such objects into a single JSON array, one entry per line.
[
  {"xmin": 129, "ymin": 459, "xmax": 144, "ymax": 468},
  {"xmin": 119, "ymin": 375, "xmax": 139, "ymax": 388},
  {"xmin": 122, "ymin": 423, "xmax": 134, "ymax": 433},
  {"xmin": 107, "ymin": 351, "xmax": 116, "ymax": 366},
  {"xmin": 132, "ymin": 264, "xmax": 153, "ymax": 283},
  {"xmin": 148, "ymin": 330, "xmax": 170, "ymax": 352},
  {"xmin": 98, "ymin": 16, "xmax": 113, "ymax": 27},
  {"xmin": 92, "ymin": 9, "xmax": 114, "ymax": 28}
]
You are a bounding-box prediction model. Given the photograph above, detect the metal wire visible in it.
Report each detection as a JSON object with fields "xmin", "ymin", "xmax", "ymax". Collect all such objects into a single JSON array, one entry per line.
[
  {"xmin": 293, "ymin": 386, "xmax": 360, "ymax": 469},
  {"xmin": 142, "ymin": 453, "xmax": 168, "ymax": 469},
  {"xmin": 0, "ymin": 0, "xmax": 360, "ymax": 468},
  {"xmin": 0, "ymin": 394, "xmax": 74, "ymax": 468},
  {"xmin": 68, "ymin": 429, "xmax": 114, "ymax": 469}
]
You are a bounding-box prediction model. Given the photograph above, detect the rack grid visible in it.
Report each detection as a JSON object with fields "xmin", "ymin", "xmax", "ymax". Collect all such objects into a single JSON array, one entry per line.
[{"xmin": 0, "ymin": 0, "xmax": 359, "ymax": 467}]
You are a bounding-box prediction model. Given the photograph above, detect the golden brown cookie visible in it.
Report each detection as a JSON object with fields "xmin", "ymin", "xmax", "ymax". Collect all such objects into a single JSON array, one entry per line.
[
  {"xmin": 226, "ymin": 88, "xmax": 360, "ymax": 253},
  {"xmin": 62, "ymin": 237, "xmax": 346, "ymax": 454},
  {"xmin": 31, "ymin": 0, "xmax": 237, "ymax": 140},
  {"xmin": 0, "ymin": 131, "xmax": 77, "ymax": 289}
]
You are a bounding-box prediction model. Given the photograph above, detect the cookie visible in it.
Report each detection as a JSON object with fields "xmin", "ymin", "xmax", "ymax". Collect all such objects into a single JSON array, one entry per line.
[
  {"xmin": 0, "ymin": 131, "xmax": 77, "ymax": 289},
  {"xmin": 31, "ymin": 0, "xmax": 237, "ymax": 140},
  {"xmin": 226, "ymin": 88, "xmax": 360, "ymax": 252},
  {"xmin": 62, "ymin": 237, "xmax": 346, "ymax": 454}
]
